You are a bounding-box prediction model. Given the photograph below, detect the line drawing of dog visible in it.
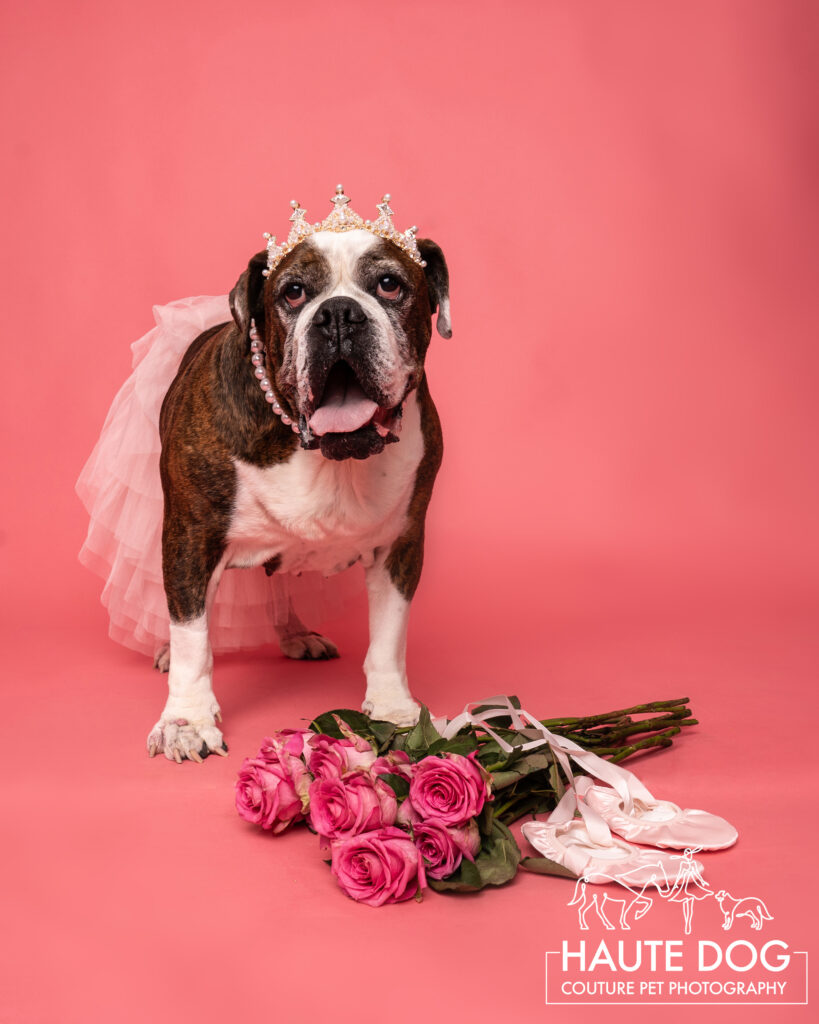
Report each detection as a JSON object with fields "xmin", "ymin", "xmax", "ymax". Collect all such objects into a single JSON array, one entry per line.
[
  {"xmin": 568, "ymin": 876, "xmax": 655, "ymax": 930},
  {"xmin": 715, "ymin": 890, "xmax": 774, "ymax": 930}
]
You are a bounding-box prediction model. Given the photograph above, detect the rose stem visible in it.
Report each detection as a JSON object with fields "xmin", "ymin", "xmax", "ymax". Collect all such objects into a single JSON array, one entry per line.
[
  {"xmin": 540, "ymin": 698, "xmax": 690, "ymax": 729},
  {"xmin": 595, "ymin": 730, "xmax": 681, "ymax": 761},
  {"xmin": 554, "ymin": 715, "xmax": 694, "ymax": 748},
  {"xmin": 573, "ymin": 710, "xmax": 694, "ymax": 743}
]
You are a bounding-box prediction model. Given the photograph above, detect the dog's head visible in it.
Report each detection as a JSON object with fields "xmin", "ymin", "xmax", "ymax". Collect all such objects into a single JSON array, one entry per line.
[{"xmin": 230, "ymin": 230, "xmax": 450, "ymax": 460}]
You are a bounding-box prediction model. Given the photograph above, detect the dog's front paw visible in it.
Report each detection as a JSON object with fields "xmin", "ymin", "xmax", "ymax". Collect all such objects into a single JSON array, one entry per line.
[
  {"xmin": 361, "ymin": 697, "xmax": 421, "ymax": 728},
  {"xmin": 279, "ymin": 631, "xmax": 339, "ymax": 660},
  {"xmin": 147, "ymin": 713, "xmax": 227, "ymax": 763}
]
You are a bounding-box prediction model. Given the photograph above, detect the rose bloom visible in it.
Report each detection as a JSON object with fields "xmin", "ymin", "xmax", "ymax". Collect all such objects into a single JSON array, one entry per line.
[
  {"xmin": 331, "ymin": 827, "xmax": 427, "ymax": 906},
  {"xmin": 371, "ymin": 749, "xmax": 415, "ymax": 780},
  {"xmin": 414, "ymin": 820, "xmax": 481, "ymax": 879},
  {"xmin": 407, "ymin": 752, "xmax": 491, "ymax": 826},
  {"xmin": 235, "ymin": 755, "xmax": 310, "ymax": 834},
  {"xmin": 258, "ymin": 729, "xmax": 313, "ymax": 763},
  {"xmin": 309, "ymin": 772, "xmax": 397, "ymax": 841},
  {"xmin": 307, "ymin": 734, "xmax": 377, "ymax": 780}
]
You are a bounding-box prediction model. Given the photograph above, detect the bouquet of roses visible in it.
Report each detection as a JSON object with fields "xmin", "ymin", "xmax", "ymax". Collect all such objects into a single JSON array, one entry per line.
[{"xmin": 235, "ymin": 696, "xmax": 694, "ymax": 906}]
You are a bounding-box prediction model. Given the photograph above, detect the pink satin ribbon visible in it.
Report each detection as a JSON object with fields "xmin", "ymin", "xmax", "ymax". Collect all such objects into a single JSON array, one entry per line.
[{"xmin": 437, "ymin": 696, "xmax": 659, "ymax": 844}]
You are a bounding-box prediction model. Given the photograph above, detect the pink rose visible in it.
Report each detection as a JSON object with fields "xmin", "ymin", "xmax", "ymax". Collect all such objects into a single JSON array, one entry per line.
[
  {"xmin": 235, "ymin": 755, "xmax": 310, "ymax": 833},
  {"xmin": 331, "ymin": 827, "xmax": 427, "ymax": 906},
  {"xmin": 258, "ymin": 729, "xmax": 313, "ymax": 762},
  {"xmin": 307, "ymin": 734, "xmax": 377, "ymax": 779},
  {"xmin": 396, "ymin": 798, "xmax": 421, "ymax": 828},
  {"xmin": 414, "ymin": 820, "xmax": 481, "ymax": 879},
  {"xmin": 309, "ymin": 772, "xmax": 397, "ymax": 841},
  {"xmin": 255, "ymin": 731, "xmax": 312, "ymax": 813},
  {"xmin": 371, "ymin": 749, "xmax": 415, "ymax": 780},
  {"xmin": 407, "ymin": 752, "xmax": 491, "ymax": 826}
]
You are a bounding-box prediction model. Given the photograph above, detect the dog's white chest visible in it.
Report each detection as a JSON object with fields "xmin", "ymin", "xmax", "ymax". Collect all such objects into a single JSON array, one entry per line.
[{"xmin": 226, "ymin": 395, "xmax": 424, "ymax": 576}]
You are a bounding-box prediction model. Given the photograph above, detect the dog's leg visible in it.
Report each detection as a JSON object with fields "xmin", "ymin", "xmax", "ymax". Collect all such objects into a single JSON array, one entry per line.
[
  {"xmin": 361, "ymin": 384, "xmax": 441, "ymax": 727},
  {"xmin": 147, "ymin": 539, "xmax": 226, "ymax": 763},
  {"xmin": 275, "ymin": 597, "xmax": 339, "ymax": 661},
  {"xmin": 361, "ymin": 552, "xmax": 420, "ymax": 727}
]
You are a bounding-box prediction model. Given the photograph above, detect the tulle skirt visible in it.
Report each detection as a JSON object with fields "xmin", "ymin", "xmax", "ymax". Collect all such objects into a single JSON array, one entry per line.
[{"xmin": 76, "ymin": 295, "xmax": 359, "ymax": 657}]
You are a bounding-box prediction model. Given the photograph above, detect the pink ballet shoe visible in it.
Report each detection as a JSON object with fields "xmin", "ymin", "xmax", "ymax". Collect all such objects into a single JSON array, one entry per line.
[
  {"xmin": 522, "ymin": 788, "xmax": 703, "ymax": 884},
  {"xmin": 576, "ymin": 776, "xmax": 738, "ymax": 851}
]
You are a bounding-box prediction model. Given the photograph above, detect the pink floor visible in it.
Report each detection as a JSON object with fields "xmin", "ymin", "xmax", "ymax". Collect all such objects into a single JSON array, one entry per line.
[
  {"xmin": 3, "ymin": 1, "xmax": 818, "ymax": 1021},
  {"xmin": 4, "ymin": 553, "xmax": 817, "ymax": 1022}
]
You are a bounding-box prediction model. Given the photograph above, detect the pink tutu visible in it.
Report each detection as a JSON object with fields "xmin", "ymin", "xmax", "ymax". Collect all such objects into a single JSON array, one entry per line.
[{"xmin": 76, "ymin": 295, "xmax": 360, "ymax": 657}]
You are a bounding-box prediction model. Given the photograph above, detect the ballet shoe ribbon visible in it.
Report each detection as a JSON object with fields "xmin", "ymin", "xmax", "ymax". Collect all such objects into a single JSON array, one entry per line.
[{"xmin": 439, "ymin": 696, "xmax": 657, "ymax": 817}]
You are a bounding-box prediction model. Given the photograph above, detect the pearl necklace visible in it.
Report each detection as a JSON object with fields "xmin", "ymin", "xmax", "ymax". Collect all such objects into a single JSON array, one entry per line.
[{"xmin": 250, "ymin": 320, "xmax": 300, "ymax": 435}]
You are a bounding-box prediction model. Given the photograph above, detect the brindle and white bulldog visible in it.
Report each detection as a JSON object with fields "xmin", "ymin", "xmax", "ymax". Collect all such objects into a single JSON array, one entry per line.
[{"xmin": 147, "ymin": 227, "xmax": 451, "ymax": 762}]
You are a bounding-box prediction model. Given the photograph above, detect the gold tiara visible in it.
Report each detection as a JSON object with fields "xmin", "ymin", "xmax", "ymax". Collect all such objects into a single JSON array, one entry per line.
[{"xmin": 261, "ymin": 184, "xmax": 426, "ymax": 276}]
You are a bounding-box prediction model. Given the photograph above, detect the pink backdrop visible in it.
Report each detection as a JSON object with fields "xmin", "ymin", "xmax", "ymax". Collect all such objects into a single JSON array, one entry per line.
[{"xmin": 2, "ymin": 1, "xmax": 817, "ymax": 1021}]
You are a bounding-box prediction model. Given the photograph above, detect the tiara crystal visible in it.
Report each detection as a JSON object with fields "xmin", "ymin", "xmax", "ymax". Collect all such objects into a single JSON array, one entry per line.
[{"xmin": 261, "ymin": 185, "xmax": 427, "ymax": 276}]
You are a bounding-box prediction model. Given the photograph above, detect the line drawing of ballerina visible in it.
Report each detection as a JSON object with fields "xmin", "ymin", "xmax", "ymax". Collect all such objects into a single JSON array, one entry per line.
[{"xmin": 660, "ymin": 847, "xmax": 713, "ymax": 934}]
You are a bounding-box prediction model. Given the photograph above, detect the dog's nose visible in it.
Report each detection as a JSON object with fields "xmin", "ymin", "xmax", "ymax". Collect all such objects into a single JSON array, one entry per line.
[{"xmin": 313, "ymin": 297, "xmax": 367, "ymax": 357}]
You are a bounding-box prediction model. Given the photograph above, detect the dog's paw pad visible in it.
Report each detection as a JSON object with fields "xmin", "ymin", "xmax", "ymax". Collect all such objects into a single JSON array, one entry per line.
[
  {"xmin": 153, "ymin": 643, "xmax": 171, "ymax": 673},
  {"xmin": 361, "ymin": 699, "xmax": 421, "ymax": 727},
  {"xmin": 280, "ymin": 631, "xmax": 339, "ymax": 660},
  {"xmin": 147, "ymin": 716, "xmax": 227, "ymax": 763}
]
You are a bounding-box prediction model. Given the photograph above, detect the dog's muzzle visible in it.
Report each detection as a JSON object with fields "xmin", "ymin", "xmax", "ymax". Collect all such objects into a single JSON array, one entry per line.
[{"xmin": 300, "ymin": 297, "xmax": 404, "ymax": 461}]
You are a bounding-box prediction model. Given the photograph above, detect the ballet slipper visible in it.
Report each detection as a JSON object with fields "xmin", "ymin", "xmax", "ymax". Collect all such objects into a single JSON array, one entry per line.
[
  {"xmin": 576, "ymin": 776, "xmax": 738, "ymax": 851},
  {"xmin": 521, "ymin": 787, "xmax": 703, "ymax": 885}
]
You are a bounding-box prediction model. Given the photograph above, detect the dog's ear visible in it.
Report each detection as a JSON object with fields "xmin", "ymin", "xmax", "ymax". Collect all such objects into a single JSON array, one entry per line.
[
  {"xmin": 417, "ymin": 238, "xmax": 452, "ymax": 339},
  {"xmin": 229, "ymin": 250, "xmax": 268, "ymax": 337}
]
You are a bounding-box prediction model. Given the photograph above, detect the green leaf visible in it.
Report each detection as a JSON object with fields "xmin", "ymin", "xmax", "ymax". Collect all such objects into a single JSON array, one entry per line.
[
  {"xmin": 428, "ymin": 855, "xmax": 483, "ymax": 893},
  {"xmin": 489, "ymin": 769, "xmax": 523, "ymax": 791},
  {"xmin": 369, "ymin": 719, "xmax": 397, "ymax": 751},
  {"xmin": 439, "ymin": 734, "xmax": 479, "ymax": 757},
  {"xmin": 377, "ymin": 773, "xmax": 410, "ymax": 799},
  {"xmin": 548, "ymin": 760, "xmax": 566, "ymax": 802},
  {"xmin": 309, "ymin": 709, "xmax": 374, "ymax": 738},
  {"xmin": 425, "ymin": 734, "xmax": 479, "ymax": 758},
  {"xmin": 308, "ymin": 709, "xmax": 394, "ymax": 749},
  {"xmin": 473, "ymin": 818, "xmax": 522, "ymax": 887},
  {"xmin": 471, "ymin": 695, "xmax": 521, "ymax": 718},
  {"xmin": 489, "ymin": 751, "xmax": 555, "ymax": 792},
  {"xmin": 477, "ymin": 803, "xmax": 494, "ymax": 837},
  {"xmin": 519, "ymin": 856, "xmax": 578, "ymax": 880},
  {"xmin": 404, "ymin": 705, "xmax": 442, "ymax": 757},
  {"xmin": 428, "ymin": 818, "xmax": 521, "ymax": 893},
  {"xmin": 476, "ymin": 740, "xmax": 507, "ymax": 766},
  {"xmin": 475, "ymin": 732, "xmax": 537, "ymax": 772},
  {"xmin": 496, "ymin": 791, "xmax": 559, "ymax": 825}
]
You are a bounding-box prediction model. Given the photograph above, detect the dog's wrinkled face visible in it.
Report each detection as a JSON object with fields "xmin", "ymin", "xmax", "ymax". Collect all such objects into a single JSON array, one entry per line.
[{"xmin": 250, "ymin": 230, "xmax": 448, "ymax": 460}]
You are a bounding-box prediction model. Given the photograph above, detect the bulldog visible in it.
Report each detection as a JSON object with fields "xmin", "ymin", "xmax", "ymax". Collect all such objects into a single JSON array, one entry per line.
[{"xmin": 147, "ymin": 191, "xmax": 451, "ymax": 763}]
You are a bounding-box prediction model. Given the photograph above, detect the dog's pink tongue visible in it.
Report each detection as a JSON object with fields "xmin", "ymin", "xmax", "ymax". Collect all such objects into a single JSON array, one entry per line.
[{"xmin": 309, "ymin": 374, "xmax": 377, "ymax": 436}]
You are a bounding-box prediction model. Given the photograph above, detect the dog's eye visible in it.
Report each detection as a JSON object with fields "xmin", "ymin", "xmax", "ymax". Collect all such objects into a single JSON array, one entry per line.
[
  {"xmin": 376, "ymin": 275, "xmax": 401, "ymax": 300},
  {"xmin": 283, "ymin": 283, "xmax": 307, "ymax": 308}
]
